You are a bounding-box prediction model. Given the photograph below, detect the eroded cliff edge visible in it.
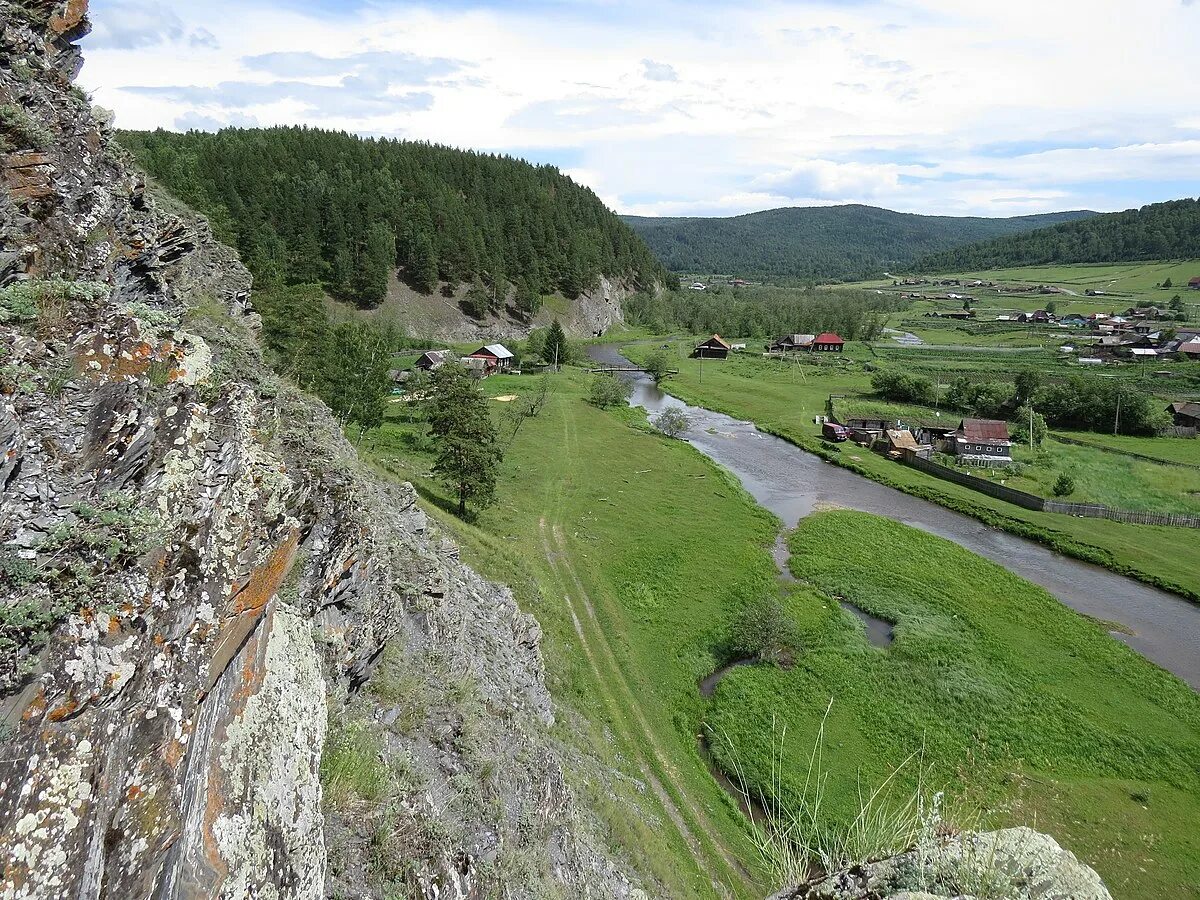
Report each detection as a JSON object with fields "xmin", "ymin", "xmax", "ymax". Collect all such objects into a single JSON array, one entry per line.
[{"xmin": 0, "ymin": 3, "xmax": 640, "ymax": 897}]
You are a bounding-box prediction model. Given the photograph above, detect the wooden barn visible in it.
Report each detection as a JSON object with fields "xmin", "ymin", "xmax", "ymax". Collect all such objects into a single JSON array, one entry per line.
[
  {"xmin": 692, "ymin": 335, "xmax": 731, "ymax": 359},
  {"xmin": 467, "ymin": 343, "xmax": 515, "ymax": 373},
  {"xmin": 415, "ymin": 349, "xmax": 453, "ymax": 371}
]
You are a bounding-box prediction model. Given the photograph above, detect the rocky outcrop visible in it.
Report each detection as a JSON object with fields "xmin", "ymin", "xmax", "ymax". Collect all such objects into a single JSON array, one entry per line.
[
  {"xmin": 769, "ymin": 827, "xmax": 1113, "ymax": 900},
  {"xmin": 0, "ymin": 3, "xmax": 638, "ymax": 898}
]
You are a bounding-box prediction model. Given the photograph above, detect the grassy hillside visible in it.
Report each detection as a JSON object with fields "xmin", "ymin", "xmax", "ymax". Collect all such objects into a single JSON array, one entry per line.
[
  {"xmin": 915, "ymin": 197, "xmax": 1200, "ymax": 272},
  {"xmin": 622, "ymin": 205, "xmax": 1095, "ymax": 280},
  {"xmin": 119, "ymin": 127, "xmax": 670, "ymax": 309}
]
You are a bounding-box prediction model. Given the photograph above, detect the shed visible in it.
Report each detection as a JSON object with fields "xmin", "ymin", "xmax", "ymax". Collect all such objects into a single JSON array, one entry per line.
[
  {"xmin": 812, "ymin": 332, "xmax": 845, "ymax": 352},
  {"xmin": 1179, "ymin": 342, "xmax": 1200, "ymax": 359},
  {"xmin": 692, "ymin": 335, "xmax": 731, "ymax": 359},
  {"xmin": 1188, "ymin": 276, "xmax": 1200, "ymax": 290},
  {"xmin": 415, "ymin": 349, "xmax": 453, "ymax": 371},
  {"xmin": 1167, "ymin": 401, "xmax": 1200, "ymax": 427},
  {"xmin": 771, "ymin": 334, "xmax": 815, "ymax": 352},
  {"xmin": 883, "ymin": 429, "xmax": 919, "ymax": 455}
]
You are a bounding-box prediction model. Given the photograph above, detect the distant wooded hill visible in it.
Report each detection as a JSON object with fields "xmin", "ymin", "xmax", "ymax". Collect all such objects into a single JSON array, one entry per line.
[
  {"xmin": 914, "ymin": 198, "xmax": 1200, "ymax": 272},
  {"xmin": 622, "ymin": 204, "xmax": 1096, "ymax": 281},
  {"xmin": 119, "ymin": 127, "xmax": 670, "ymax": 308}
]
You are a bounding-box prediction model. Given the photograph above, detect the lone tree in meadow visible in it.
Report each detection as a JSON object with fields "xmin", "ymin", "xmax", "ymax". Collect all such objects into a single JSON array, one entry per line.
[
  {"xmin": 542, "ymin": 319, "xmax": 568, "ymax": 367},
  {"xmin": 730, "ymin": 597, "xmax": 801, "ymax": 666},
  {"xmin": 588, "ymin": 373, "xmax": 631, "ymax": 409},
  {"xmin": 425, "ymin": 361, "xmax": 504, "ymax": 516},
  {"xmin": 643, "ymin": 349, "xmax": 672, "ymax": 384}
]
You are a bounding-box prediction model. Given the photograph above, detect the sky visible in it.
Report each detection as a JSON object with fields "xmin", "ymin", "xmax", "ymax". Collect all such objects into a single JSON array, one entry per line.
[{"xmin": 79, "ymin": 0, "xmax": 1200, "ymax": 218}]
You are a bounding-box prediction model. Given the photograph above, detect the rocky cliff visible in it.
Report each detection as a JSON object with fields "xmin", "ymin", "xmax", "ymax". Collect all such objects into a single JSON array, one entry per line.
[{"xmin": 0, "ymin": 3, "xmax": 639, "ymax": 897}]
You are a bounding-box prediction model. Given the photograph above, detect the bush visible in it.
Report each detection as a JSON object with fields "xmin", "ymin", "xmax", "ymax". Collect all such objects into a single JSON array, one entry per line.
[
  {"xmin": 652, "ymin": 407, "xmax": 691, "ymax": 438},
  {"xmin": 588, "ymin": 373, "xmax": 631, "ymax": 409},
  {"xmin": 0, "ymin": 280, "xmax": 108, "ymax": 325},
  {"xmin": 643, "ymin": 350, "xmax": 672, "ymax": 384},
  {"xmin": 1052, "ymin": 473, "xmax": 1075, "ymax": 497},
  {"xmin": 730, "ymin": 596, "xmax": 801, "ymax": 665},
  {"xmin": 870, "ymin": 370, "xmax": 934, "ymax": 405}
]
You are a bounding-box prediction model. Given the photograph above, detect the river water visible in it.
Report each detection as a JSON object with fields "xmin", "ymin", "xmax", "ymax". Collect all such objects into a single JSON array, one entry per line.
[{"xmin": 586, "ymin": 344, "xmax": 1200, "ymax": 688}]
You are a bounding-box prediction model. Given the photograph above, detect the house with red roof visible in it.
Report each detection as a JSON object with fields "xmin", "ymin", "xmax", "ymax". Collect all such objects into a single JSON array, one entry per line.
[
  {"xmin": 951, "ymin": 418, "xmax": 1013, "ymax": 467},
  {"xmin": 812, "ymin": 332, "xmax": 845, "ymax": 352}
]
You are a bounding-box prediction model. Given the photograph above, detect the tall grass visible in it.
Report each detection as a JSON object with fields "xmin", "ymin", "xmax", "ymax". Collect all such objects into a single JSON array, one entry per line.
[{"xmin": 716, "ymin": 700, "xmax": 938, "ymax": 888}]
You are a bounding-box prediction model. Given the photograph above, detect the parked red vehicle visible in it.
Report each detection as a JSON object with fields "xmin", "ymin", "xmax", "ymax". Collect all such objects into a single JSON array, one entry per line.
[{"xmin": 821, "ymin": 422, "xmax": 849, "ymax": 442}]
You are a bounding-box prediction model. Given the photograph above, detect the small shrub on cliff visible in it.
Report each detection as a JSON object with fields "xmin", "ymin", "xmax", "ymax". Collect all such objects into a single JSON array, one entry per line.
[
  {"xmin": 0, "ymin": 103, "xmax": 51, "ymax": 152},
  {"xmin": 321, "ymin": 718, "xmax": 389, "ymax": 808},
  {"xmin": 0, "ymin": 279, "xmax": 107, "ymax": 326}
]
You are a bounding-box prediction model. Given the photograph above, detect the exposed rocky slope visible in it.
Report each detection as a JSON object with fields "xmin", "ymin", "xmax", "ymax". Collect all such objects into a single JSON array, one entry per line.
[
  {"xmin": 351, "ymin": 272, "xmax": 634, "ymax": 343},
  {"xmin": 769, "ymin": 828, "xmax": 1112, "ymax": 900},
  {"xmin": 0, "ymin": 3, "xmax": 639, "ymax": 897}
]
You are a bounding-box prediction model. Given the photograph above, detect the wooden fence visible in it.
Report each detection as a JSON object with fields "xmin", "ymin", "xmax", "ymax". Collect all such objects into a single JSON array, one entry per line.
[{"xmin": 899, "ymin": 454, "xmax": 1200, "ymax": 528}]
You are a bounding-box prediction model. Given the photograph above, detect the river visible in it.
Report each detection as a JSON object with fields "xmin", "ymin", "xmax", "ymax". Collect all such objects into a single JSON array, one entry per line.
[{"xmin": 586, "ymin": 344, "xmax": 1200, "ymax": 688}]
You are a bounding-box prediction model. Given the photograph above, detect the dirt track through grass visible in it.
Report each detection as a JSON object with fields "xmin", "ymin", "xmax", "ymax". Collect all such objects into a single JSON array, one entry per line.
[{"xmin": 534, "ymin": 403, "xmax": 756, "ymax": 897}]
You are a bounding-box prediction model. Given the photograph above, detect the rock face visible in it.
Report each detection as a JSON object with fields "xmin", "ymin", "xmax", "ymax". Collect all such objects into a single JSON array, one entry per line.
[
  {"xmin": 769, "ymin": 827, "xmax": 1113, "ymax": 900},
  {"xmin": 0, "ymin": 3, "xmax": 638, "ymax": 898}
]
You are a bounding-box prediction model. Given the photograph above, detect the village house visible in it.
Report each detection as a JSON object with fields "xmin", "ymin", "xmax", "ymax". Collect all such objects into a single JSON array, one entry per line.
[
  {"xmin": 882, "ymin": 428, "xmax": 924, "ymax": 458},
  {"xmin": 1178, "ymin": 341, "xmax": 1200, "ymax": 359},
  {"xmin": 1168, "ymin": 401, "xmax": 1200, "ymax": 428},
  {"xmin": 1060, "ymin": 313, "xmax": 1089, "ymax": 327},
  {"xmin": 1188, "ymin": 276, "xmax": 1200, "ymax": 291},
  {"xmin": 812, "ymin": 332, "xmax": 845, "ymax": 352},
  {"xmin": 951, "ymin": 418, "xmax": 1013, "ymax": 467},
  {"xmin": 467, "ymin": 343, "xmax": 515, "ymax": 374},
  {"xmin": 691, "ymin": 334, "xmax": 731, "ymax": 359},
  {"xmin": 415, "ymin": 349, "xmax": 453, "ymax": 371},
  {"xmin": 770, "ymin": 333, "xmax": 815, "ymax": 352}
]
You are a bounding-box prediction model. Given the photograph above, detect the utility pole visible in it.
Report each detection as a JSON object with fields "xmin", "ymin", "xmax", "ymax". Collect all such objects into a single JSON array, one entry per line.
[
  {"xmin": 699, "ymin": 348, "xmax": 703, "ymax": 384},
  {"xmin": 1029, "ymin": 402, "xmax": 1035, "ymax": 451},
  {"xmin": 1114, "ymin": 390, "xmax": 1121, "ymax": 436}
]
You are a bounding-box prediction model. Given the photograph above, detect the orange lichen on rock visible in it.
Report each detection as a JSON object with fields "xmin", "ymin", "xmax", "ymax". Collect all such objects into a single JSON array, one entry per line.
[
  {"xmin": 230, "ymin": 530, "xmax": 299, "ymax": 615},
  {"xmin": 47, "ymin": 699, "xmax": 77, "ymax": 722},
  {"xmin": 47, "ymin": 0, "xmax": 88, "ymax": 36},
  {"xmin": 21, "ymin": 688, "xmax": 47, "ymax": 721}
]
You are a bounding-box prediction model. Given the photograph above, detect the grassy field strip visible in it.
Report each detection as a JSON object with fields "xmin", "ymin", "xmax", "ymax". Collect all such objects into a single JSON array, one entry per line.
[
  {"xmin": 534, "ymin": 517, "xmax": 736, "ymax": 896},
  {"xmin": 541, "ymin": 519, "xmax": 753, "ymax": 897},
  {"xmin": 541, "ymin": 400, "xmax": 756, "ymax": 896}
]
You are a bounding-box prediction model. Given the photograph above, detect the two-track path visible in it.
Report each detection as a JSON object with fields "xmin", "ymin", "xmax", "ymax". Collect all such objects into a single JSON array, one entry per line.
[{"xmin": 535, "ymin": 403, "xmax": 758, "ymax": 899}]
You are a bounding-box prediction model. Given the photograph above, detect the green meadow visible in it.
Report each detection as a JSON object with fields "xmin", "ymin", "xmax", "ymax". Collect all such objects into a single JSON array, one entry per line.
[
  {"xmin": 362, "ymin": 363, "xmax": 1200, "ymax": 900},
  {"xmin": 624, "ymin": 342, "xmax": 1200, "ymax": 599},
  {"xmin": 708, "ymin": 511, "xmax": 1200, "ymax": 900}
]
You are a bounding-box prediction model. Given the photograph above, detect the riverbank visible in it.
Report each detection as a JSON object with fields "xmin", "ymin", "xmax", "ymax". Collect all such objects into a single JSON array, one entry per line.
[{"xmin": 621, "ymin": 342, "xmax": 1200, "ymax": 603}]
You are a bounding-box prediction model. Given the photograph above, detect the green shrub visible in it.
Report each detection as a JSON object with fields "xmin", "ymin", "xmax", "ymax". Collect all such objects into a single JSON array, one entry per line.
[
  {"xmin": 1052, "ymin": 473, "xmax": 1076, "ymax": 497},
  {"xmin": 0, "ymin": 103, "xmax": 50, "ymax": 152},
  {"xmin": 0, "ymin": 280, "xmax": 108, "ymax": 325}
]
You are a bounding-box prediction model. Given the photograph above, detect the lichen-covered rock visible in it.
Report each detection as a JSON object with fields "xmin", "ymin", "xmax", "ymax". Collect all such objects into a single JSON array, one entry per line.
[
  {"xmin": 0, "ymin": 3, "xmax": 639, "ymax": 898},
  {"xmin": 769, "ymin": 827, "xmax": 1112, "ymax": 900}
]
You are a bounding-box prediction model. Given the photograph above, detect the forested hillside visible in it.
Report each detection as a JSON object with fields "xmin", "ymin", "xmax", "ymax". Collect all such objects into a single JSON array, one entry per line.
[
  {"xmin": 915, "ymin": 198, "xmax": 1200, "ymax": 271},
  {"xmin": 118, "ymin": 127, "xmax": 670, "ymax": 308},
  {"xmin": 623, "ymin": 205, "xmax": 1095, "ymax": 280}
]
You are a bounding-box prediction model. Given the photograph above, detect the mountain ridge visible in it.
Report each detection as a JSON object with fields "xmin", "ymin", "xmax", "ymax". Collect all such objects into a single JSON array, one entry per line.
[
  {"xmin": 623, "ymin": 203, "xmax": 1098, "ymax": 280},
  {"xmin": 913, "ymin": 197, "xmax": 1200, "ymax": 272}
]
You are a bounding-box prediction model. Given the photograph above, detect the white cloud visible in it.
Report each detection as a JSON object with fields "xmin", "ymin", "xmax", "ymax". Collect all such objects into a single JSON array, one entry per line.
[
  {"xmin": 78, "ymin": 0, "xmax": 1200, "ymax": 217},
  {"xmin": 641, "ymin": 59, "xmax": 679, "ymax": 82}
]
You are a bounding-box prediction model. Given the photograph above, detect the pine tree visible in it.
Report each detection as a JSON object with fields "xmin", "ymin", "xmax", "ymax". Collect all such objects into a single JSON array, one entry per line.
[
  {"xmin": 542, "ymin": 319, "xmax": 568, "ymax": 367},
  {"xmin": 425, "ymin": 362, "xmax": 504, "ymax": 515}
]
